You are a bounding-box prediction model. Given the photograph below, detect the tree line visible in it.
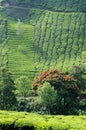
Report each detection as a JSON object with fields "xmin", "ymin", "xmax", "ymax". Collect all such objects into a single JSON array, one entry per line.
[{"xmin": 0, "ymin": 65, "xmax": 86, "ymax": 115}]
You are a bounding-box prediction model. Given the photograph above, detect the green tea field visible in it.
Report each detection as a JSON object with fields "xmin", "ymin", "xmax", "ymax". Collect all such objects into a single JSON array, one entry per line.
[
  {"xmin": 0, "ymin": 110, "xmax": 86, "ymax": 130},
  {"xmin": 0, "ymin": 0, "xmax": 86, "ymax": 80},
  {"xmin": 7, "ymin": 21, "xmax": 35, "ymax": 79}
]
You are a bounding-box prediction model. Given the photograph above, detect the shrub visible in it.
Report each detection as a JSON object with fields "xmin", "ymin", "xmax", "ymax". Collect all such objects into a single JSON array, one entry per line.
[{"xmin": 15, "ymin": 76, "xmax": 32, "ymax": 97}]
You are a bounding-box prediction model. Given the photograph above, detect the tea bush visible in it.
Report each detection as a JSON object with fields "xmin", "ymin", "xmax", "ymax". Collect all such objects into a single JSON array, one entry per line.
[{"xmin": 0, "ymin": 111, "xmax": 86, "ymax": 130}]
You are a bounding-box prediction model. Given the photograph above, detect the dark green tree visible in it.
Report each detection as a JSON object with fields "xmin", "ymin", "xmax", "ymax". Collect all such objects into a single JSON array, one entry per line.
[
  {"xmin": 72, "ymin": 66, "xmax": 86, "ymax": 91},
  {"xmin": 0, "ymin": 68, "xmax": 17, "ymax": 110}
]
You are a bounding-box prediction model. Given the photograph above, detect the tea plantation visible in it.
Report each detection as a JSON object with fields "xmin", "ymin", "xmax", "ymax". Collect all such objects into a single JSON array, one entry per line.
[
  {"xmin": 33, "ymin": 11, "xmax": 86, "ymax": 72},
  {"xmin": 0, "ymin": 0, "xmax": 86, "ymax": 79},
  {"xmin": 7, "ymin": 21, "xmax": 35, "ymax": 79},
  {"xmin": 0, "ymin": 16, "xmax": 7, "ymax": 68},
  {"xmin": 0, "ymin": 0, "xmax": 86, "ymax": 127},
  {"xmin": 0, "ymin": 110, "xmax": 86, "ymax": 130}
]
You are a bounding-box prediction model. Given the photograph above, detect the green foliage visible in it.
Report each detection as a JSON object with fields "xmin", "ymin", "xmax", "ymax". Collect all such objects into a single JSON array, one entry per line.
[
  {"xmin": 32, "ymin": 69, "xmax": 80, "ymax": 114},
  {"xmin": 7, "ymin": 0, "xmax": 86, "ymax": 12},
  {"xmin": 79, "ymin": 99, "xmax": 86, "ymax": 115},
  {"xmin": 0, "ymin": 17, "xmax": 8, "ymax": 68},
  {"xmin": 17, "ymin": 96, "xmax": 35, "ymax": 112},
  {"xmin": 0, "ymin": 3, "xmax": 86, "ymax": 78},
  {"xmin": 33, "ymin": 10, "xmax": 86, "ymax": 73},
  {"xmin": 0, "ymin": 68, "xmax": 17, "ymax": 110},
  {"xmin": 71, "ymin": 65, "xmax": 86, "ymax": 113},
  {"xmin": 71, "ymin": 66, "xmax": 86, "ymax": 91},
  {"xmin": 0, "ymin": 0, "xmax": 4, "ymax": 2},
  {"xmin": 0, "ymin": 1, "xmax": 86, "ymax": 115},
  {"xmin": 14, "ymin": 75, "xmax": 35, "ymax": 112},
  {"xmin": 16, "ymin": 0, "xmax": 31, "ymax": 4},
  {"xmin": 37, "ymin": 82, "xmax": 57, "ymax": 114},
  {"xmin": 15, "ymin": 76, "xmax": 32, "ymax": 97},
  {"xmin": 0, "ymin": 111, "xmax": 86, "ymax": 130},
  {"xmin": 7, "ymin": 21, "xmax": 35, "ymax": 80},
  {"xmin": 82, "ymin": 51, "xmax": 86, "ymax": 68},
  {"xmin": 16, "ymin": 19, "xmax": 24, "ymax": 35}
]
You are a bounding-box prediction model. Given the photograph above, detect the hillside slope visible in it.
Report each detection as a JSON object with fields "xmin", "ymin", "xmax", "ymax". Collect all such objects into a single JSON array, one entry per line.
[
  {"xmin": 0, "ymin": 17, "xmax": 7, "ymax": 68},
  {"xmin": 0, "ymin": 0, "xmax": 86, "ymax": 80},
  {"xmin": 7, "ymin": 21, "xmax": 35, "ymax": 80},
  {"xmin": 33, "ymin": 10, "xmax": 86, "ymax": 72}
]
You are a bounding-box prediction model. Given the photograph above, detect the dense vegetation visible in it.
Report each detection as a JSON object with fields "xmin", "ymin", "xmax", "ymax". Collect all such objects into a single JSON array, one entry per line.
[
  {"xmin": 0, "ymin": 0, "xmax": 86, "ymax": 116},
  {"xmin": 7, "ymin": 20, "xmax": 35, "ymax": 79},
  {"xmin": 0, "ymin": 67, "xmax": 85, "ymax": 115},
  {"xmin": 0, "ymin": 7, "xmax": 85, "ymax": 76},
  {"xmin": 0, "ymin": 68, "xmax": 17, "ymax": 110},
  {"xmin": 0, "ymin": 111, "xmax": 86, "ymax": 130},
  {"xmin": 1, "ymin": 0, "xmax": 86, "ymax": 12},
  {"xmin": 30, "ymin": 0, "xmax": 86, "ymax": 12},
  {"xmin": 34, "ymin": 11, "xmax": 86, "ymax": 72},
  {"xmin": 0, "ymin": 17, "xmax": 7, "ymax": 68}
]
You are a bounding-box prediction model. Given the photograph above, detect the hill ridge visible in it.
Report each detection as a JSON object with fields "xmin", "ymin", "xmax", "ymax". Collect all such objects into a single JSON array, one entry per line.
[{"xmin": 2, "ymin": 5, "xmax": 86, "ymax": 14}]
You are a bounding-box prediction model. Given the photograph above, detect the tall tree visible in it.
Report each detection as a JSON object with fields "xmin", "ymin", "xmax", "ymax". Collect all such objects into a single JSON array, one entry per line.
[
  {"xmin": 0, "ymin": 68, "xmax": 17, "ymax": 110},
  {"xmin": 15, "ymin": 76, "xmax": 31, "ymax": 97},
  {"xmin": 37, "ymin": 82, "xmax": 57, "ymax": 114}
]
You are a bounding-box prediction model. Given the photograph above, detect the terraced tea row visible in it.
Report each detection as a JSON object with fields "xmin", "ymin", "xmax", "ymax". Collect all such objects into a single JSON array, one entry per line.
[
  {"xmin": 7, "ymin": 21, "xmax": 35, "ymax": 80},
  {"xmin": 34, "ymin": 11, "xmax": 86, "ymax": 72},
  {"xmin": 0, "ymin": 17, "xmax": 7, "ymax": 68}
]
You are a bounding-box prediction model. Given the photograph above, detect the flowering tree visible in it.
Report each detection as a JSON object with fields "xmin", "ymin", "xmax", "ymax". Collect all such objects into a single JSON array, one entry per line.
[
  {"xmin": 32, "ymin": 69, "xmax": 80, "ymax": 114},
  {"xmin": 32, "ymin": 69, "xmax": 78, "ymax": 91}
]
